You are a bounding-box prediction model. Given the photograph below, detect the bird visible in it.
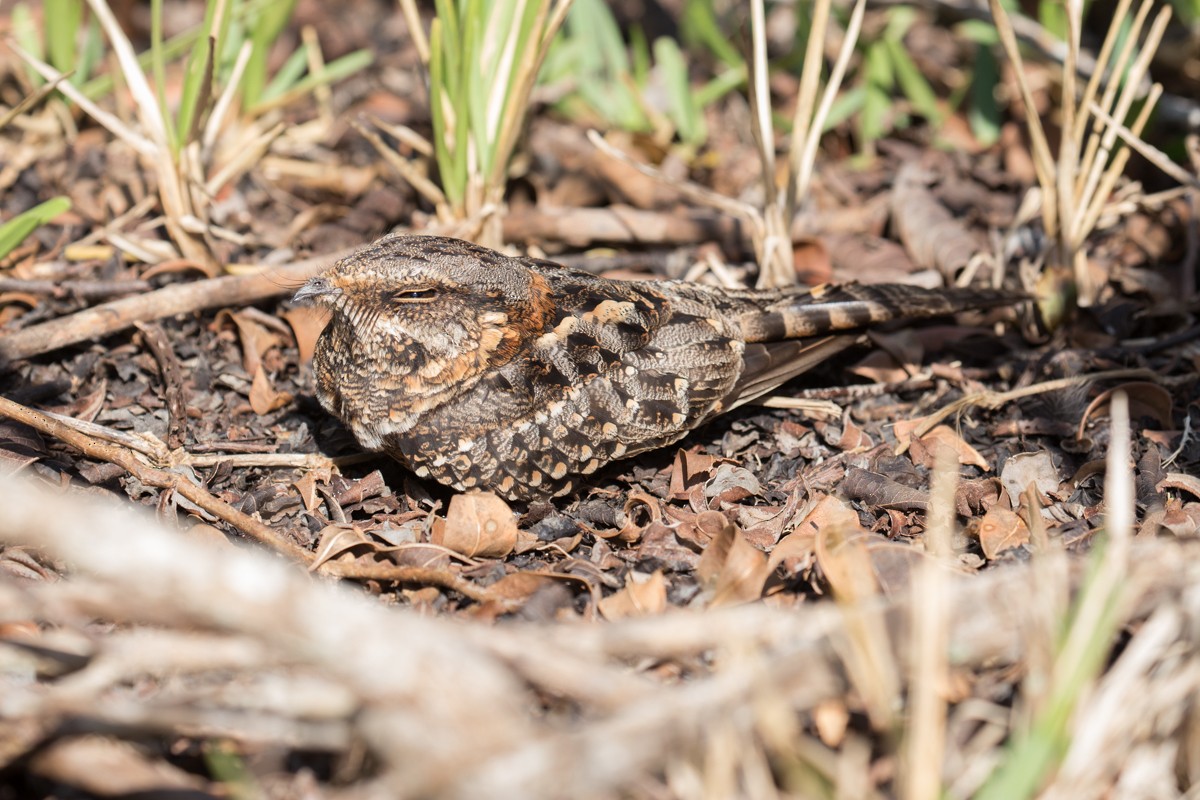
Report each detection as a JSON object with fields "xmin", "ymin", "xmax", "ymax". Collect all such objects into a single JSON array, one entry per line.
[{"xmin": 294, "ymin": 233, "xmax": 1021, "ymax": 502}]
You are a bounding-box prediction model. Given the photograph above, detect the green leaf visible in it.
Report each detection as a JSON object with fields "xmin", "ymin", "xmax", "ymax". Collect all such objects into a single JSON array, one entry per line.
[
  {"xmin": 44, "ymin": 0, "xmax": 83, "ymax": 75},
  {"xmin": 967, "ymin": 41, "xmax": 1001, "ymax": 146},
  {"xmin": 885, "ymin": 39, "xmax": 942, "ymax": 125},
  {"xmin": 260, "ymin": 44, "xmax": 310, "ymax": 102},
  {"xmin": 858, "ymin": 43, "xmax": 894, "ymax": 146},
  {"xmin": 655, "ymin": 36, "xmax": 705, "ymax": 146},
  {"xmin": 0, "ymin": 197, "xmax": 72, "ymax": 260},
  {"xmin": 242, "ymin": 0, "xmax": 298, "ymax": 108},
  {"xmin": 680, "ymin": 0, "xmax": 742, "ymax": 68}
]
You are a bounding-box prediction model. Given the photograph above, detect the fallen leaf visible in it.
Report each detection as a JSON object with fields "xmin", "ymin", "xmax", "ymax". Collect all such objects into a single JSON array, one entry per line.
[
  {"xmin": 695, "ymin": 512, "xmax": 770, "ymax": 607},
  {"xmin": 249, "ymin": 365, "xmax": 293, "ymax": 415},
  {"xmin": 283, "ymin": 305, "xmax": 330, "ymax": 365},
  {"xmin": 909, "ymin": 425, "xmax": 989, "ymax": 471},
  {"xmin": 598, "ymin": 570, "xmax": 667, "ymax": 620},
  {"xmin": 310, "ymin": 524, "xmax": 377, "ymax": 570},
  {"xmin": 975, "ymin": 507, "xmax": 1030, "ymax": 560},
  {"xmin": 433, "ymin": 491, "xmax": 519, "ymax": 558},
  {"xmin": 1078, "ymin": 382, "xmax": 1173, "ymax": 440},
  {"xmin": 999, "ymin": 451, "xmax": 1061, "ymax": 506}
]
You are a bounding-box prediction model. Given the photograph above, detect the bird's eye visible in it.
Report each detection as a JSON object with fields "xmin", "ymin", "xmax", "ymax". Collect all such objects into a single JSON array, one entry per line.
[{"xmin": 387, "ymin": 287, "xmax": 438, "ymax": 303}]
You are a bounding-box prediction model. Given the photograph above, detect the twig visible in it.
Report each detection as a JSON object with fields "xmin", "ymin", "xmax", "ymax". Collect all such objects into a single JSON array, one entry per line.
[
  {"xmin": 134, "ymin": 322, "xmax": 188, "ymax": 450},
  {"xmin": 0, "ymin": 395, "xmax": 312, "ymax": 562},
  {"xmin": 0, "ymin": 247, "xmax": 355, "ymax": 365},
  {"xmin": 895, "ymin": 368, "xmax": 1161, "ymax": 453}
]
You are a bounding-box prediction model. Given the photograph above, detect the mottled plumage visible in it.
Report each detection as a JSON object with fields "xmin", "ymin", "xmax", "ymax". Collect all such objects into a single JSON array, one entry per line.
[{"xmin": 294, "ymin": 234, "xmax": 1020, "ymax": 501}]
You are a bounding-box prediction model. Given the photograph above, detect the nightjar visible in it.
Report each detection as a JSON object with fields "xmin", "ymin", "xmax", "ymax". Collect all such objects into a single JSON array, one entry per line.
[{"xmin": 294, "ymin": 234, "xmax": 1020, "ymax": 501}]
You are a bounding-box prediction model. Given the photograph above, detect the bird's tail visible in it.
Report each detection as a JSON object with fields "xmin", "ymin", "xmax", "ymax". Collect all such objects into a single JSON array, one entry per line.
[{"xmin": 738, "ymin": 282, "xmax": 1025, "ymax": 342}]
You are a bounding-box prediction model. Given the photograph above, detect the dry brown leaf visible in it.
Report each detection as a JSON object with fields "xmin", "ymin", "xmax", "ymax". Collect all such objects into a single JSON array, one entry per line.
[
  {"xmin": 310, "ymin": 524, "xmax": 377, "ymax": 570},
  {"xmin": 670, "ymin": 449, "xmax": 724, "ymax": 504},
  {"xmin": 249, "ymin": 365, "xmax": 293, "ymax": 416},
  {"xmin": 1158, "ymin": 473, "xmax": 1200, "ymax": 501},
  {"xmin": 792, "ymin": 236, "xmax": 833, "ymax": 284},
  {"xmin": 1078, "ymin": 382, "xmax": 1173, "ymax": 440},
  {"xmin": 766, "ymin": 528, "xmax": 817, "ymax": 577},
  {"xmin": 218, "ymin": 309, "xmax": 282, "ymax": 375},
  {"xmin": 812, "ymin": 500, "xmax": 879, "ymax": 602},
  {"xmin": 976, "ymin": 507, "xmax": 1030, "ymax": 560},
  {"xmin": 848, "ymin": 330, "xmax": 923, "ymax": 384},
  {"xmin": 909, "ymin": 425, "xmax": 990, "ymax": 471},
  {"xmin": 598, "ymin": 570, "xmax": 667, "ymax": 620},
  {"xmin": 293, "ymin": 468, "xmax": 332, "ymax": 513},
  {"xmin": 892, "ymin": 416, "xmax": 929, "ymax": 453},
  {"xmin": 283, "ymin": 305, "xmax": 331, "ymax": 365},
  {"xmin": 999, "ymin": 451, "xmax": 1061, "ymax": 505},
  {"xmin": 695, "ymin": 512, "xmax": 770, "ymax": 607},
  {"xmin": 432, "ymin": 491, "xmax": 519, "ymax": 558}
]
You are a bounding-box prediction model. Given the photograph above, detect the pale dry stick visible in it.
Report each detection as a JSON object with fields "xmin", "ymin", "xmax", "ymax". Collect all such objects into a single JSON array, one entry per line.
[
  {"xmin": 792, "ymin": 0, "xmax": 867, "ymax": 205},
  {"xmin": 201, "ymin": 41, "xmax": 254, "ymax": 158},
  {"xmin": 85, "ymin": 0, "xmax": 208, "ymax": 267},
  {"xmin": 1087, "ymin": 101, "xmax": 1200, "ymax": 190},
  {"xmin": 1071, "ymin": 10, "xmax": 1171, "ymax": 245},
  {"xmin": 894, "ymin": 367, "xmax": 1162, "ymax": 454},
  {"xmin": 302, "ymin": 26, "xmax": 334, "ymax": 125},
  {"xmin": 586, "ymin": 130, "xmax": 756, "ymax": 220},
  {"xmin": 0, "ymin": 477, "xmax": 533, "ymax": 793},
  {"xmin": 1076, "ymin": 87, "xmax": 1164, "ymax": 243},
  {"xmin": 6, "ymin": 40, "xmax": 155, "ymax": 157},
  {"xmin": 0, "ymin": 247, "xmax": 352, "ymax": 363},
  {"xmin": 987, "ymin": 0, "xmax": 1059, "ymax": 240},
  {"xmin": 0, "ymin": 395, "xmax": 312, "ymax": 562},
  {"xmin": 785, "ymin": 0, "xmax": 831, "ymax": 208},
  {"xmin": 1055, "ymin": 0, "xmax": 1081, "ymax": 291},
  {"xmin": 351, "ymin": 118, "xmax": 449, "ymax": 216},
  {"xmin": 1070, "ymin": 0, "xmax": 1135, "ymax": 152},
  {"xmin": 0, "ymin": 71, "xmax": 73, "ymax": 131},
  {"xmin": 204, "ymin": 121, "xmax": 286, "ymax": 196},
  {"xmin": 367, "ymin": 113, "xmax": 435, "ymax": 157},
  {"xmin": 1072, "ymin": 0, "xmax": 1152, "ymax": 203},
  {"xmin": 1, "ymin": 400, "xmax": 498, "ymax": 598},
  {"xmin": 397, "ymin": 0, "xmax": 431, "ymax": 63},
  {"xmin": 34, "ymin": 409, "xmax": 345, "ymax": 470},
  {"xmin": 901, "ymin": 446, "xmax": 956, "ymax": 800}
]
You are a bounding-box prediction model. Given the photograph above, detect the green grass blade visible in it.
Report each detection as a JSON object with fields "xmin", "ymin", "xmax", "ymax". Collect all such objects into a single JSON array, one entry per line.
[
  {"xmin": 654, "ymin": 36, "xmax": 705, "ymax": 146},
  {"xmin": 242, "ymin": 0, "xmax": 298, "ymax": 108},
  {"xmin": 260, "ymin": 44, "xmax": 310, "ymax": 102},
  {"xmin": 44, "ymin": 0, "xmax": 82, "ymax": 75},
  {"xmin": 150, "ymin": 0, "xmax": 178, "ymax": 153},
  {"xmin": 0, "ymin": 197, "xmax": 72, "ymax": 260}
]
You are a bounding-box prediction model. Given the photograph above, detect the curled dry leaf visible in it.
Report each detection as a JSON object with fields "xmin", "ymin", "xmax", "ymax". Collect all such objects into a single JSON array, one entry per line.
[
  {"xmin": 999, "ymin": 451, "xmax": 1061, "ymax": 506},
  {"xmin": 292, "ymin": 468, "xmax": 333, "ymax": 514},
  {"xmin": 1078, "ymin": 382, "xmax": 1173, "ymax": 441},
  {"xmin": 432, "ymin": 491, "xmax": 519, "ymax": 559},
  {"xmin": 216, "ymin": 309, "xmax": 282, "ymax": 376},
  {"xmin": 705, "ymin": 463, "xmax": 762, "ymax": 505},
  {"xmin": 282, "ymin": 305, "xmax": 330, "ymax": 365},
  {"xmin": 975, "ymin": 506, "xmax": 1030, "ymax": 560},
  {"xmin": 909, "ymin": 425, "xmax": 989, "ymax": 471},
  {"xmin": 812, "ymin": 498, "xmax": 879, "ymax": 602},
  {"xmin": 598, "ymin": 570, "xmax": 667, "ymax": 620},
  {"xmin": 611, "ymin": 490, "xmax": 663, "ymax": 543},
  {"xmin": 249, "ymin": 365, "xmax": 293, "ymax": 415},
  {"xmin": 695, "ymin": 511, "xmax": 770, "ymax": 608},
  {"xmin": 848, "ymin": 329, "xmax": 923, "ymax": 384},
  {"xmin": 309, "ymin": 524, "xmax": 377, "ymax": 570},
  {"xmin": 1158, "ymin": 473, "xmax": 1200, "ymax": 502}
]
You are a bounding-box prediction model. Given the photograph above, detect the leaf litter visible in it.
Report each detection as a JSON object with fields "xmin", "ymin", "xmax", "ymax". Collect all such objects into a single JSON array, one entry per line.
[{"xmin": 1, "ymin": 1, "xmax": 1200, "ymax": 797}]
